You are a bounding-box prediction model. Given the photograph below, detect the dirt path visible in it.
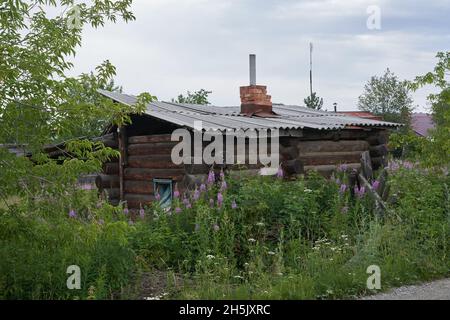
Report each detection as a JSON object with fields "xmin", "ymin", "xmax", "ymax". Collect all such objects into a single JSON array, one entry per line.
[{"xmin": 361, "ymin": 278, "xmax": 450, "ymax": 300}]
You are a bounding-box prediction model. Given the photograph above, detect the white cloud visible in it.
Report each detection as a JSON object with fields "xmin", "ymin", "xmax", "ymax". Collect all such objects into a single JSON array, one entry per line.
[{"xmin": 68, "ymin": 0, "xmax": 449, "ymax": 111}]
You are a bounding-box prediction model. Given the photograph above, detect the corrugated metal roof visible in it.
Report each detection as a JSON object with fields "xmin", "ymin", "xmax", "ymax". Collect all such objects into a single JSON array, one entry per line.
[{"xmin": 98, "ymin": 89, "xmax": 401, "ymax": 132}]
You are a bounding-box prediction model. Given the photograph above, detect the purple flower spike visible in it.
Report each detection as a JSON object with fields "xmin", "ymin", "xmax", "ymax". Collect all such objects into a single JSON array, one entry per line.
[
  {"xmin": 175, "ymin": 207, "xmax": 182, "ymax": 214},
  {"xmin": 139, "ymin": 208, "xmax": 145, "ymax": 219},
  {"xmin": 338, "ymin": 164, "xmax": 348, "ymax": 172},
  {"xmin": 371, "ymin": 180, "xmax": 380, "ymax": 190},
  {"xmin": 155, "ymin": 192, "xmax": 161, "ymax": 201},
  {"xmin": 354, "ymin": 185, "xmax": 366, "ymax": 198},
  {"xmin": 123, "ymin": 207, "xmax": 129, "ymax": 215},
  {"xmin": 339, "ymin": 184, "xmax": 347, "ymax": 194},
  {"xmin": 221, "ymin": 180, "xmax": 227, "ymax": 191},
  {"xmin": 231, "ymin": 199, "xmax": 238, "ymax": 209},
  {"xmin": 174, "ymin": 189, "xmax": 180, "ymax": 199},
  {"xmin": 276, "ymin": 167, "xmax": 284, "ymax": 178},
  {"xmin": 219, "ymin": 169, "xmax": 225, "ymax": 180},
  {"xmin": 200, "ymin": 184, "xmax": 207, "ymax": 192},
  {"xmin": 207, "ymin": 170, "xmax": 215, "ymax": 184},
  {"xmin": 69, "ymin": 209, "xmax": 77, "ymax": 218},
  {"xmin": 217, "ymin": 192, "xmax": 224, "ymax": 207},
  {"xmin": 193, "ymin": 189, "xmax": 200, "ymax": 201}
]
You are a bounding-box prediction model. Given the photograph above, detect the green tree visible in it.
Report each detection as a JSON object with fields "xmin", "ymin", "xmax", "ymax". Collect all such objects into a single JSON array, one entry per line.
[
  {"xmin": 0, "ymin": 0, "xmax": 154, "ymax": 149},
  {"xmin": 358, "ymin": 69, "xmax": 414, "ymax": 124},
  {"xmin": 173, "ymin": 89, "xmax": 212, "ymax": 105},
  {"xmin": 0, "ymin": 1, "xmax": 155, "ymax": 201},
  {"xmin": 390, "ymin": 52, "xmax": 450, "ymax": 166},
  {"xmin": 304, "ymin": 92, "xmax": 323, "ymax": 110}
]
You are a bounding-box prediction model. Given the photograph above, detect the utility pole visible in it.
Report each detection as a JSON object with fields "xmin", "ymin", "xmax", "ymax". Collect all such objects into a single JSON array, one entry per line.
[{"xmin": 309, "ymin": 42, "xmax": 313, "ymax": 97}]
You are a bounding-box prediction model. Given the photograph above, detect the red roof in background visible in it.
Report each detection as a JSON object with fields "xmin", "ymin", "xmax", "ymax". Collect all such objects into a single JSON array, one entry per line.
[
  {"xmin": 411, "ymin": 113, "xmax": 435, "ymax": 137},
  {"xmin": 337, "ymin": 111, "xmax": 383, "ymax": 121}
]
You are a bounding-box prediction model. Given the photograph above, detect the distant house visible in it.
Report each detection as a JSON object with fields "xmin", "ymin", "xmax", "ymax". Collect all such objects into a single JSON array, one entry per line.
[{"xmin": 411, "ymin": 113, "xmax": 435, "ymax": 137}]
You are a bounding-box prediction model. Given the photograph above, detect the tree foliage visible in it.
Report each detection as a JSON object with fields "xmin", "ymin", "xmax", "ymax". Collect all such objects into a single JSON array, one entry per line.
[
  {"xmin": 0, "ymin": 0, "xmax": 154, "ymax": 148},
  {"xmin": 390, "ymin": 52, "xmax": 450, "ymax": 166},
  {"xmin": 358, "ymin": 69, "xmax": 413, "ymax": 124},
  {"xmin": 304, "ymin": 92, "xmax": 323, "ymax": 110},
  {"xmin": 0, "ymin": 1, "xmax": 156, "ymax": 203},
  {"xmin": 173, "ymin": 89, "xmax": 211, "ymax": 105}
]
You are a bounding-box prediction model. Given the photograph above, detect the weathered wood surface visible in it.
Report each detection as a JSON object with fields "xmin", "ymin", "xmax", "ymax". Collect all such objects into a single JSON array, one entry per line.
[
  {"xmin": 128, "ymin": 134, "xmax": 174, "ymax": 144},
  {"xmin": 124, "ymin": 168, "xmax": 184, "ymax": 181},
  {"xmin": 96, "ymin": 174, "xmax": 120, "ymax": 189},
  {"xmin": 295, "ymin": 140, "xmax": 369, "ymax": 153},
  {"xmin": 127, "ymin": 142, "xmax": 177, "ymax": 156},
  {"xmin": 124, "ymin": 193, "xmax": 156, "ymax": 208},
  {"xmin": 128, "ymin": 155, "xmax": 182, "ymax": 169},
  {"xmin": 118, "ymin": 126, "xmax": 127, "ymax": 201},
  {"xmin": 360, "ymin": 151, "xmax": 373, "ymax": 180},
  {"xmin": 299, "ymin": 151, "xmax": 363, "ymax": 166},
  {"xmin": 124, "ymin": 180, "xmax": 154, "ymax": 194}
]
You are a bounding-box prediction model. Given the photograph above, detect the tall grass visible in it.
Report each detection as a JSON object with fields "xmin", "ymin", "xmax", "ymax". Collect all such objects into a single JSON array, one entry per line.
[{"xmin": 1, "ymin": 162, "xmax": 449, "ymax": 299}]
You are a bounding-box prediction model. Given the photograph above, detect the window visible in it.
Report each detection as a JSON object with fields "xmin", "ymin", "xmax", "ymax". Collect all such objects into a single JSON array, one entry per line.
[{"xmin": 153, "ymin": 178, "xmax": 173, "ymax": 208}]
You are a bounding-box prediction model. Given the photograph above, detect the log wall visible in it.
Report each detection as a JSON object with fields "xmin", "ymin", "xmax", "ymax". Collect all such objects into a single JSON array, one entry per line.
[{"xmin": 96, "ymin": 127, "xmax": 391, "ymax": 208}]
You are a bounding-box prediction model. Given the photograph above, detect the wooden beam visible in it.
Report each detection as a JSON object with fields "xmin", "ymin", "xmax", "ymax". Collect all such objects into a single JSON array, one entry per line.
[
  {"xmin": 128, "ymin": 134, "xmax": 174, "ymax": 144},
  {"xmin": 118, "ymin": 126, "xmax": 127, "ymax": 201}
]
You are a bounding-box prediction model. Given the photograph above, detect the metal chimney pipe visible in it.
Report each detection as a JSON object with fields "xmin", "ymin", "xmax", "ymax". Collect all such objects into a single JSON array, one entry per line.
[{"xmin": 249, "ymin": 54, "xmax": 256, "ymax": 86}]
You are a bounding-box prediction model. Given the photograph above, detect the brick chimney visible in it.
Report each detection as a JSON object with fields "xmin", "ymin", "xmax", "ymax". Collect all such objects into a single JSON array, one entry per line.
[{"xmin": 240, "ymin": 54, "xmax": 277, "ymax": 117}]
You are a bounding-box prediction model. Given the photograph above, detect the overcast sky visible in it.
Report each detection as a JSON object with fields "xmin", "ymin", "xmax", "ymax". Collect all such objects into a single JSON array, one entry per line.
[{"xmin": 69, "ymin": 0, "xmax": 450, "ymax": 111}]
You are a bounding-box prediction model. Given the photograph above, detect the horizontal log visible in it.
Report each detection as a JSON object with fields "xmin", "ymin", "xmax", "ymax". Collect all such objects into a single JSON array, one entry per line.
[
  {"xmin": 95, "ymin": 174, "xmax": 120, "ymax": 189},
  {"xmin": 128, "ymin": 155, "xmax": 182, "ymax": 169},
  {"xmin": 124, "ymin": 193, "xmax": 156, "ymax": 208},
  {"xmin": 299, "ymin": 151, "xmax": 363, "ymax": 166},
  {"xmin": 295, "ymin": 129, "xmax": 371, "ymax": 141},
  {"xmin": 124, "ymin": 180, "xmax": 154, "ymax": 194},
  {"xmin": 127, "ymin": 142, "xmax": 177, "ymax": 156},
  {"xmin": 128, "ymin": 134, "xmax": 174, "ymax": 144},
  {"xmin": 124, "ymin": 168, "xmax": 184, "ymax": 181},
  {"xmin": 296, "ymin": 140, "xmax": 369, "ymax": 153}
]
